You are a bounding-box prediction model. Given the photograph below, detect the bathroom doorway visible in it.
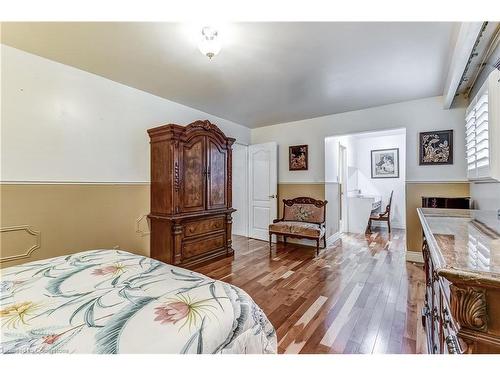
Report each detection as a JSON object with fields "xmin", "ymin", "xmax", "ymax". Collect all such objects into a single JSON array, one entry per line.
[{"xmin": 325, "ymin": 128, "xmax": 406, "ymax": 237}]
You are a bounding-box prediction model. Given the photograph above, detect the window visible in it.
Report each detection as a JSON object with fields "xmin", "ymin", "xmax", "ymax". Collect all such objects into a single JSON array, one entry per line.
[{"xmin": 465, "ymin": 69, "xmax": 499, "ymax": 181}]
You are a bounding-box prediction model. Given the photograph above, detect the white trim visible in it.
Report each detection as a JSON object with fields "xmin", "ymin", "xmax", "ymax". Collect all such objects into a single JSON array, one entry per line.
[
  {"xmin": 443, "ymin": 22, "xmax": 485, "ymax": 109},
  {"xmin": 0, "ymin": 181, "xmax": 150, "ymax": 185},
  {"xmin": 406, "ymin": 250, "xmax": 424, "ymax": 264},
  {"xmin": 405, "ymin": 180, "xmax": 469, "ymax": 184}
]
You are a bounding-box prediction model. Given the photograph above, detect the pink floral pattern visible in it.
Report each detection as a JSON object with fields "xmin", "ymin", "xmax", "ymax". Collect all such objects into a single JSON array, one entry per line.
[
  {"xmin": 91, "ymin": 263, "xmax": 126, "ymax": 276},
  {"xmin": 154, "ymin": 302, "xmax": 189, "ymax": 324}
]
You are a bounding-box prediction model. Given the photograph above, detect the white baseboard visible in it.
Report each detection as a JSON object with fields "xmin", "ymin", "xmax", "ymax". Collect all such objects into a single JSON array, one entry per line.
[{"xmin": 406, "ymin": 250, "xmax": 424, "ymax": 264}]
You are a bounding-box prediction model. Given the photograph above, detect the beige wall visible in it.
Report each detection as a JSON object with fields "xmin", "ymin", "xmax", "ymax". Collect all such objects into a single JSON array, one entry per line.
[
  {"xmin": 1, "ymin": 181, "xmax": 470, "ymax": 268},
  {"xmin": 0, "ymin": 184, "xmax": 150, "ymax": 268},
  {"xmin": 277, "ymin": 183, "xmax": 325, "ymax": 219},
  {"xmin": 275, "ymin": 183, "xmax": 326, "ymax": 247},
  {"xmin": 405, "ymin": 182, "xmax": 470, "ymax": 253}
]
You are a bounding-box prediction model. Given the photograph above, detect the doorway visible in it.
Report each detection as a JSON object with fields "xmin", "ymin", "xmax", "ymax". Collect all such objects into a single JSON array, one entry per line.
[{"xmin": 325, "ymin": 128, "xmax": 406, "ymax": 236}]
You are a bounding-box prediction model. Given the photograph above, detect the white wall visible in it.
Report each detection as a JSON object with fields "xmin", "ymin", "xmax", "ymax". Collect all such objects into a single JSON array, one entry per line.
[
  {"xmin": 252, "ymin": 95, "xmax": 467, "ymax": 184},
  {"xmin": 1, "ymin": 45, "xmax": 251, "ymax": 183},
  {"xmin": 470, "ymin": 182, "xmax": 500, "ymax": 210},
  {"xmin": 325, "ymin": 183, "xmax": 340, "ymax": 238},
  {"xmin": 352, "ymin": 132, "xmax": 406, "ymax": 227}
]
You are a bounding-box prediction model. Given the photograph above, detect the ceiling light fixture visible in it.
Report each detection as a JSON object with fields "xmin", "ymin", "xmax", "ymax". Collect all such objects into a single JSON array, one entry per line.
[{"xmin": 198, "ymin": 26, "xmax": 221, "ymax": 59}]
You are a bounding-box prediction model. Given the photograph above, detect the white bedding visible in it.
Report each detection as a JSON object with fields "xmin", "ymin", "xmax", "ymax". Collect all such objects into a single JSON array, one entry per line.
[{"xmin": 0, "ymin": 250, "xmax": 277, "ymax": 354}]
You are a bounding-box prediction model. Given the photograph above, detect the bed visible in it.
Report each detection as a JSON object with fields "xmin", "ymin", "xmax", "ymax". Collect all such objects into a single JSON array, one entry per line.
[{"xmin": 0, "ymin": 249, "xmax": 277, "ymax": 354}]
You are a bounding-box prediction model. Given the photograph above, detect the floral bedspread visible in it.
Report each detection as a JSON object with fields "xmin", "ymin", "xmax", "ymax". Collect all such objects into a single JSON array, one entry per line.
[{"xmin": 0, "ymin": 250, "xmax": 277, "ymax": 354}]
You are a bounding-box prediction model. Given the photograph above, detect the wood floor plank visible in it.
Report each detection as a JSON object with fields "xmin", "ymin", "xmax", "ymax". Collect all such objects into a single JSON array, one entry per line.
[
  {"xmin": 320, "ymin": 283, "xmax": 364, "ymax": 347},
  {"xmin": 192, "ymin": 228, "xmax": 425, "ymax": 354}
]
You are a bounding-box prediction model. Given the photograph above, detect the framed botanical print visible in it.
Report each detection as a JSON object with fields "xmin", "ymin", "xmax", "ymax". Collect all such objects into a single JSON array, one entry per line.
[
  {"xmin": 371, "ymin": 148, "xmax": 399, "ymax": 178},
  {"xmin": 289, "ymin": 145, "xmax": 308, "ymax": 170},
  {"xmin": 419, "ymin": 130, "xmax": 453, "ymax": 165}
]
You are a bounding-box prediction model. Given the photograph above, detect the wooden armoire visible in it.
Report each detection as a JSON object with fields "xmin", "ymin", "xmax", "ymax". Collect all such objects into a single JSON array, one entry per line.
[{"xmin": 147, "ymin": 120, "xmax": 235, "ymax": 268}]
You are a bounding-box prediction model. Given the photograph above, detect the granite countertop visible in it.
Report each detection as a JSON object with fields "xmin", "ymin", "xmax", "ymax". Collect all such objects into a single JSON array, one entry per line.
[{"xmin": 417, "ymin": 208, "xmax": 500, "ymax": 286}]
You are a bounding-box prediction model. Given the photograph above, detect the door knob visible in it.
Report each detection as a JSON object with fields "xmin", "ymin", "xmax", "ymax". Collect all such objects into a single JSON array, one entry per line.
[{"xmin": 269, "ymin": 194, "xmax": 276, "ymax": 198}]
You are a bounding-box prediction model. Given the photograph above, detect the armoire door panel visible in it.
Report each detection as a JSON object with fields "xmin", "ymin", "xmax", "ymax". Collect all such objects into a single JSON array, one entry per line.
[
  {"xmin": 207, "ymin": 139, "xmax": 227, "ymax": 209},
  {"xmin": 181, "ymin": 136, "xmax": 206, "ymax": 212}
]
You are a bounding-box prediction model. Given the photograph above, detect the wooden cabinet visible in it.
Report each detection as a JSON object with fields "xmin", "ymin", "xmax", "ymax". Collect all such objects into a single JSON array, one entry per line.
[
  {"xmin": 421, "ymin": 238, "xmax": 464, "ymax": 354},
  {"xmin": 148, "ymin": 120, "xmax": 235, "ymax": 268},
  {"xmin": 418, "ymin": 208, "xmax": 500, "ymax": 354}
]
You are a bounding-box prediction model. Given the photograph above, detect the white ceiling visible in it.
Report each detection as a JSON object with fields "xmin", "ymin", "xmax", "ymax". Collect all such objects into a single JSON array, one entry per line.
[{"xmin": 1, "ymin": 22, "xmax": 458, "ymax": 128}]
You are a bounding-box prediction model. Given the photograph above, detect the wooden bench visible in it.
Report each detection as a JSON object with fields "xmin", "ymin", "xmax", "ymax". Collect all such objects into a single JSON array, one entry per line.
[{"xmin": 269, "ymin": 197, "xmax": 328, "ymax": 256}]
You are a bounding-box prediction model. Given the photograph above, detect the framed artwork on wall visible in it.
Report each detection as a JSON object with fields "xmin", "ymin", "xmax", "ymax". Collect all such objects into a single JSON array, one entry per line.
[
  {"xmin": 371, "ymin": 148, "xmax": 399, "ymax": 178},
  {"xmin": 289, "ymin": 145, "xmax": 308, "ymax": 170},
  {"xmin": 419, "ymin": 130, "xmax": 453, "ymax": 165}
]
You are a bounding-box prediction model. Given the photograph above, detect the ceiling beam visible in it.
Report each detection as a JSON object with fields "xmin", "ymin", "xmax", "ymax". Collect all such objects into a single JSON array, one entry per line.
[{"xmin": 442, "ymin": 22, "xmax": 484, "ymax": 109}]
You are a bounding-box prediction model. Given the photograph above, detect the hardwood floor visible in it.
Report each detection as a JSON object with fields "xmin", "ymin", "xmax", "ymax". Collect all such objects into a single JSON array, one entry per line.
[{"xmin": 193, "ymin": 228, "xmax": 426, "ymax": 354}]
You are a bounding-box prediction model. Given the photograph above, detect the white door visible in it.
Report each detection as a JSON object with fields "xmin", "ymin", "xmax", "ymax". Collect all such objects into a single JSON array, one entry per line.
[
  {"xmin": 248, "ymin": 142, "xmax": 278, "ymax": 241},
  {"xmin": 232, "ymin": 143, "xmax": 248, "ymax": 237}
]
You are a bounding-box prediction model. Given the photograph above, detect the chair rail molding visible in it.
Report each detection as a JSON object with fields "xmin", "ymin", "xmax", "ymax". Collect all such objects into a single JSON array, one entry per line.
[{"xmin": 0, "ymin": 225, "xmax": 41, "ymax": 263}]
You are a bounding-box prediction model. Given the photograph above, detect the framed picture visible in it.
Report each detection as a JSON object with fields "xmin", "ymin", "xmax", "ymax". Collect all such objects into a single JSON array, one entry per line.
[
  {"xmin": 371, "ymin": 148, "xmax": 399, "ymax": 178},
  {"xmin": 289, "ymin": 145, "xmax": 308, "ymax": 170},
  {"xmin": 419, "ymin": 130, "xmax": 453, "ymax": 165}
]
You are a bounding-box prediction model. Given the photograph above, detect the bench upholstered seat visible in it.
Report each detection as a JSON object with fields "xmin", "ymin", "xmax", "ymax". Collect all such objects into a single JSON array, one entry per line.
[{"xmin": 269, "ymin": 221, "xmax": 326, "ymax": 238}]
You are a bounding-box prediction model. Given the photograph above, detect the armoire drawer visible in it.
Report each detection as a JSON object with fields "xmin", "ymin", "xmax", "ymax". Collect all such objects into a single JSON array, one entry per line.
[
  {"xmin": 182, "ymin": 233, "xmax": 226, "ymax": 259},
  {"xmin": 184, "ymin": 216, "xmax": 225, "ymax": 238}
]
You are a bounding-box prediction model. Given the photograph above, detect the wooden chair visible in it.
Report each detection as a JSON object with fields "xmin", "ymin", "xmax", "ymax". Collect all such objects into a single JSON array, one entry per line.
[
  {"xmin": 269, "ymin": 197, "xmax": 328, "ymax": 256},
  {"xmin": 366, "ymin": 191, "xmax": 393, "ymax": 233}
]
